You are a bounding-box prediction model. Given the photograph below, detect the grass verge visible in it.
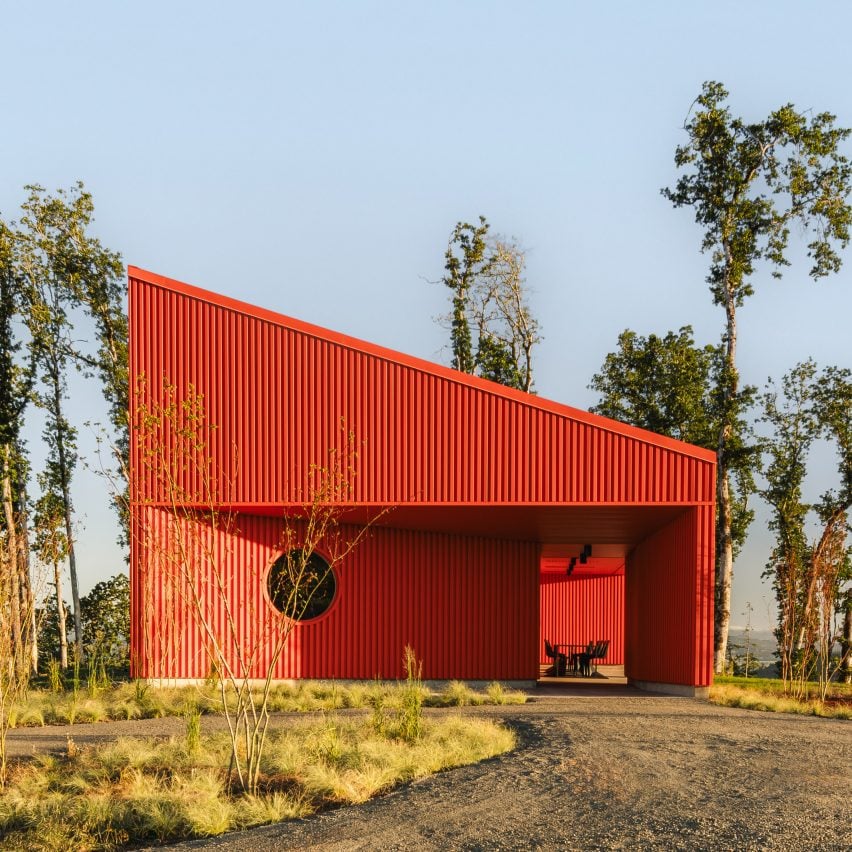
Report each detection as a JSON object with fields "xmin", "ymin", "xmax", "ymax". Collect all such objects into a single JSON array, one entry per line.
[
  {"xmin": 7, "ymin": 680, "xmax": 526, "ymax": 728},
  {"xmin": 710, "ymin": 679, "xmax": 851, "ymax": 720},
  {"xmin": 0, "ymin": 716, "xmax": 514, "ymax": 850}
]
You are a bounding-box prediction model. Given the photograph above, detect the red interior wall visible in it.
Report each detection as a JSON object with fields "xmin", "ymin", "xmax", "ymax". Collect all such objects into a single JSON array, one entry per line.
[
  {"xmin": 131, "ymin": 509, "xmax": 540, "ymax": 681},
  {"xmin": 625, "ymin": 505, "xmax": 714, "ymax": 687},
  {"xmin": 539, "ymin": 574, "xmax": 625, "ymax": 665}
]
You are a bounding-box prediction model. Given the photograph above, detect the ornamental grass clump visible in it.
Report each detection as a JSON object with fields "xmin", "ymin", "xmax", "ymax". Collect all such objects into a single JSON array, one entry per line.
[
  {"xmin": 9, "ymin": 682, "xmax": 221, "ymax": 729},
  {"xmin": 0, "ymin": 716, "xmax": 514, "ymax": 850},
  {"xmin": 183, "ymin": 699, "xmax": 202, "ymax": 755},
  {"xmin": 709, "ymin": 682, "xmax": 851, "ymax": 719},
  {"xmin": 485, "ymin": 681, "xmax": 527, "ymax": 705},
  {"xmin": 397, "ymin": 646, "xmax": 424, "ymax": 742},
  {"xmin": 438, "ymin": 680, "xmax": 483, "ymax": 707},
  {"xmin": 8, "ymin": 675, "xmax": 526, "ymax": 734}
]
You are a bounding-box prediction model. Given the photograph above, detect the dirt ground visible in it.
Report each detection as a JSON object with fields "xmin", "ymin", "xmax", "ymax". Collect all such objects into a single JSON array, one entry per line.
[{"xmin": 7, "ymin": 685, "xmax": 851, "ymax": 851}]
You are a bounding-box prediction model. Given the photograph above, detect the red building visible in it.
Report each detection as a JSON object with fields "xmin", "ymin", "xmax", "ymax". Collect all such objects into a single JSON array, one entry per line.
[{"xmin": 129, "ymin": 267, "xmax": 715, "ymax": 695}]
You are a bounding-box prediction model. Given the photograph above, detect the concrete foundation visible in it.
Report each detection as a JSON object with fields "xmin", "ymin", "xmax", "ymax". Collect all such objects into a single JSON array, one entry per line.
[{"xmin": 629, "ymin": 679, "xmax": 709, "ymax": 698}]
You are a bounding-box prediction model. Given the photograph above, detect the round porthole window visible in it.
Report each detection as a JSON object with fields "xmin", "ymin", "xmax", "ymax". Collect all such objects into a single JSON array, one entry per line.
[{"xmin": 267, "ymin": 549, "xmax": 336, "ymax": 620}]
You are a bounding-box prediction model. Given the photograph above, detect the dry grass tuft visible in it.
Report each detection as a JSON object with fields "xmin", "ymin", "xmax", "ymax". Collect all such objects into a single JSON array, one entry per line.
[
  {"xmin": 0, "ymin": 716, "xmax": 514, "ymax": 850},
  {"xmin": 438, "ymin": 681, "xmax": 485, "ymax": 707},
  {"xmin": 710, "ymin": 683, "xmax": 851, "ymax": 719},
  {"xmin": 485, "ymin": 681, "xmax": 526, "ymax": 705},
  {"xmin": 9, "ymin": 678, "xmax": 527, "ymax": 732}
]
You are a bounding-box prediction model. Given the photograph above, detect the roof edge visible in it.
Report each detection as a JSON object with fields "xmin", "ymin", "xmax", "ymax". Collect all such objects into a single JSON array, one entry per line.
[{"xmin": 128, "ymin": 265, "xmax": 717, "ymax": 464}]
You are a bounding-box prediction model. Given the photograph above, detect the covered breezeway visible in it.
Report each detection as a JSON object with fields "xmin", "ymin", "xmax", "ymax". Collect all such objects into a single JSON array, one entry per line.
[{"xmin": 367, "ymin": 502, "xmax": 715, "ymax": 696}]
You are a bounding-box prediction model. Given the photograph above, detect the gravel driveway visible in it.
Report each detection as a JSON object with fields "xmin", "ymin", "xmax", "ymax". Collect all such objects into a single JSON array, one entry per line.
[
  {"xmin": 151, "ymin": 684, "xmax": 850, "ymax": 852},
  {"xmin": 7, "ymin": 685, "xmax": 850, "ymax": 850}
]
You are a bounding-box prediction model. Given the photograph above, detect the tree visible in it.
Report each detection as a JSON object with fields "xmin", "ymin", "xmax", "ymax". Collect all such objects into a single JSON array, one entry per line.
[
  {"xmin": 813, "ymin": 366, "xmax": 852, "ymax": 685},
  {"xmin": 443, "ymin": 217, "xmax": 489, "ymax": 375},
  {"xmin": 441, "ymin": 218, "xmax": 541, "ymax": 392},
  {"xmin": 0, "ymin": 218, "xmax": 37, "ymax": 676},
  {"xmin": 36, "ymin": 589, "xmax": 71, "ymax": 672},
  {"xmin": 134, "ymin": 377, "xmax": 385, "ymax": 795},
  {"xmin": 15, "ymin": 182, "xmax": 125, "ymax": 658},
  {"xmin": 589, "ymin": 325, "xmax": 756, "ymax": 559},
  {"xmin": 664, "ymin": 81, "xmax": 852, "ymax": 673},
  {"xmin": 0, "ymin": 220, "xmax": 38, "ymax": 779},
  {"xmin": 76, "ymin": 247, "xmax": 127, "ymax": 547},
  {"xmin": 80, "ymin": 573, "xmax": 130, "ymax": 669},
  {"xmin": 590, "ymin": 326, "xmax": 718, "ymax": 445},
  {"xmin": 761, "ymin": 361, "xmax": 820, "ymax": 692},
  {"xmin": 0, "ymin": 521, "xmax": 39, "ymax": 788},
  {"xmin": 31, "ymin": 487, "xmax": 69, "ymax": 668},
  {"xmin": 762, "ymin": 362, "xmax": 852, "ymax": 695}
]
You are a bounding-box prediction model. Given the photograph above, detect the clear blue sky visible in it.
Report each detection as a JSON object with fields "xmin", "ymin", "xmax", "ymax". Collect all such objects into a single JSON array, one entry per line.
[{"xmin": 4, "ymin": 2, "xmax": 851, "ymax": 629}]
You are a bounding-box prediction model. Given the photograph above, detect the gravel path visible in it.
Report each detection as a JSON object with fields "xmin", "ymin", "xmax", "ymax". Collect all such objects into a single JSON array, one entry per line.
[
  {"xmin": 159, "ymin": 686, "xmax": 851, "ymax": 852},
  {"xmin": 7, "ymin": 686, "xmax": 851, "ymax": 850}
]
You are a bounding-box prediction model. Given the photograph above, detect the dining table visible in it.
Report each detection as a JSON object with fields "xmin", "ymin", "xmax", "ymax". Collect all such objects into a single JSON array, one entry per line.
[{"xmin": 555, "ymin": 643, "xmax": 586, "ymax": 675}]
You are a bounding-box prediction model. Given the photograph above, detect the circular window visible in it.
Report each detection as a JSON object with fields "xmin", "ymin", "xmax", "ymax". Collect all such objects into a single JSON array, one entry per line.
[{"xmin": 267, "ymin": 549, "xmax": 336, "ymax": 620}]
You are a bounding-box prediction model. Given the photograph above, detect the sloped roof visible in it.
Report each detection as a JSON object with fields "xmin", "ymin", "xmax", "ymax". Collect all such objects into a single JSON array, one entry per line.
[{"xmin": 129, "ymin": 266, "xmax": 715, "ymax": 513}]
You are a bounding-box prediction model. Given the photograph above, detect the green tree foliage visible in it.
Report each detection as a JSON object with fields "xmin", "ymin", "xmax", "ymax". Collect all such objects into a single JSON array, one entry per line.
[
  {"xmin": 80, "ymin": 573, "xmax": 130, "ymax": 669},
  {"xmin": 762, "ymin": 362, "xmax": 852, "ymax": 693},
  {"xmin": 37, "ymin": 574, "xmax": 130, "ymax": 672},
  {"xmin": 813, "ymin": 367, "xmax": 852, "ymax": 684},
  {"xmin": 76, "ymin": 241, "xmax": 128, "ymax": 547},
  {"xmin": 0, "ymin": 218, "xmax": 37, "ymax": 677},
  {"xmin": 0, "ymin": 222, "xmax": 38, "ymax": 778},
  {"xmin": 37, "ymin": 590, "xmax": 71, "ymax": 671},
  {"xmin": 16, "ymin": 185, "xmax": 86, "ymax": 657},
  {"xmin": 443, "ymin": 217, "xmax": 489, "ymax": 375},
  {"xmin": 815, "ymin": 367, "xmax": 852, "ymax": 506},
  {"xmin": 589, "ymin": 325, "xmax": 756, "ymax": 558},
  {"xmin": 441, "ymin": 218, "xmax": 541, "ymax": 392},
  {"xmin": 32, "ymin": 487, "xmax": 70, "ymax": 668},
  {"xmin": 664, "ymin": 81, "xmax": 852, "ymax": 673},
  {"xmin": 761, "ymin": 361, "xmax": 820, "ymax": 689},
  {"xmin": 590, "ymin": 326, "xmax": 718, "ymax": 445},
  {"xmin": 14, "ymin": 183, "xmax": 126, "ymax": 658},
  {"xmin": 0, "ymin": 221, "xmax": 31, "ymax": 455}
]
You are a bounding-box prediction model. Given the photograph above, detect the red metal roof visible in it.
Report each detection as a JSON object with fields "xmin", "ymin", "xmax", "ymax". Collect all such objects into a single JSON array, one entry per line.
[
  {"xmin": 129, "ymin": 266, "xmax": 716, "ymax": 516},
  {"xmin": 129, "ymin": 266, "xmax": 714, "ymax": 461}
]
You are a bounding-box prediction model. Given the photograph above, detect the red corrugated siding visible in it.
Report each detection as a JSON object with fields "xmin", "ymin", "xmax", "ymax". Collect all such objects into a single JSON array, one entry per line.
[
  {"xmin": 128, "ymin": 269, "xmax": 716, "ymax": 686},
  {"xmin": 625, "ymin": 505, "xmax": 715, "ymax": 686},
  {"xmin": 129, "ymin": 271, "xmax": 714, "ymax": 509},
  {"xmin": 132, "ymin": 508, "xmax": 540, "ymax": 681},
  {"xmin": 539, "ymin": 574, "xmax": 624, "ymax": 665}
]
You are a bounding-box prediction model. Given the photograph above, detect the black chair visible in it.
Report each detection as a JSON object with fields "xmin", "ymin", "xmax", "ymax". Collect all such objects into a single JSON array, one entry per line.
[
  {"xmin": 544, "ymin": 639, "xmax": 567, "ymax": 677},
  {"xmin": 589, "ymin": 639, "xmax": 610, "ymax": 674},
  {"xmin": 576, "ymin": 641, "xmax": 595, "ymax": 677}
]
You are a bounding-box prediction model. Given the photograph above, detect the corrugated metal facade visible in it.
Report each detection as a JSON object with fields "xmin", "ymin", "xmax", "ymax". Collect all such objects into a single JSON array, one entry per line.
[
  {"xmin": 129, "ymin": 268, "xmax": 716, "ymax": 687},
  {"xmin": 128, "ymin": 269, "xmax": 714, "ymax": 509},
  {"xmin": 132, "ymin": 508, "xmax": 539, "ymax": 681},
  {"xmin": 539, "ymin": 574, "xmax": 625, "ymax": 666},
  {"xmin": 625, "ymin": 505, "xmax": 715, "ymax": 686}
]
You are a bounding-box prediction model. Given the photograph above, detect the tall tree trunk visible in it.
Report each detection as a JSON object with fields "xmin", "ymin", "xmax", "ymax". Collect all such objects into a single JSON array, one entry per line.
[
  {"xmin": 54, "ymin": 561, "xmax": 68, "ymax": 669},
  {"xmin": 62, "ymin": 483, "xmax": 81, "ymax": 661},
  {"xmin": 714, "ymin": 467, "xmax": 734, "ymax": 673},
  {"xmin": 1, "ymin": 454, "xmax": 22, "ymax": 669},
  {"xmin": 714, "ymin": 287, "xmax": 738, "ymax": 674},
  {"xmin": 50, "ymin": 373, "xmax": 82, "ymax": 660},
  {"xmin": 842, "ymin": 591, "xmax": 852, "ymax": 685},
  {"xmin": 16, "ymin": 478, "xmax": 37, "ymax": 674}
]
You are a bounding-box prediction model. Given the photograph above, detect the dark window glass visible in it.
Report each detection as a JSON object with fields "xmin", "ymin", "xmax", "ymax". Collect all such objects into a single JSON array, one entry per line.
[{"xmin": 267, "ymin": 549, "xmax": 336, "ymax": 620}]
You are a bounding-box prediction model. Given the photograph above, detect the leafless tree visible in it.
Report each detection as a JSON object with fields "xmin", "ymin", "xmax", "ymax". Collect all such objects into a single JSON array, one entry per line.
[{"xmin": 133, "ymin": 376, "xmax": 385, "ymax": 794}]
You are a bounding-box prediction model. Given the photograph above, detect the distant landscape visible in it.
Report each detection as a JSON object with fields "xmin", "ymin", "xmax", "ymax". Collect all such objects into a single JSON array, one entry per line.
[{"xmin": 727, "ymin": 629, "xmax": 778, "ymax": 675}]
